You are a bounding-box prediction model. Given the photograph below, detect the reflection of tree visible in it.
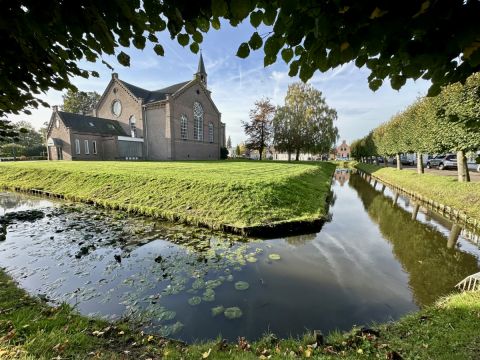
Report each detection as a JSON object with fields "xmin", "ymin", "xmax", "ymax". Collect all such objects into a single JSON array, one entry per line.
[
  {"xmin": 285, "ymin": 233, "xmax": 316, "ymax": 246},
  {"xmin": 0, "ymin": 193, "xmax": 36, "ymax": 211},
  {"xmin": 349, "ymin": 174, "xmax": 479, "ymax": 307}
]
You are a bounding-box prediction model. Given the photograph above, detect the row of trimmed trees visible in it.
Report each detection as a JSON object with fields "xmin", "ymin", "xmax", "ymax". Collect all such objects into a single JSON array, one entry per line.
[
  {"xmin": 351, "ymin": 73, "xmax": 480, "ymax": 182},
  {"xmin": 242, "ymin": 82, "xmax": 339, "ymax": 161}
]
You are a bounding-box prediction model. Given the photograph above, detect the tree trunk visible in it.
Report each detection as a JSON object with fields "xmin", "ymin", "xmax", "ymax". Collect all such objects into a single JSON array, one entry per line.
[
  {"xmin": 295, "ymin": 149, "xmax": 300, "ymax": 161},
  {"xmin": 463, "ymin": 154, "xmax": 471, "ymax": 182},
  {"xmin": 416, "ymin": 152, "xmax": 424, "ymax": 174},
  {"xmin": 287, "ymin": 151, "xmax": 291, "ymax": 162},
  {"xmin": 383, "ymin": 157, "xmax": 387, "ymax": 167},
  {"xmin": 396, "ymin": 154, "xmax": 402, "ymax": 170},
  {"xmin": 457, "ymin": 150, "xmax": 464, "ymax": 182}
]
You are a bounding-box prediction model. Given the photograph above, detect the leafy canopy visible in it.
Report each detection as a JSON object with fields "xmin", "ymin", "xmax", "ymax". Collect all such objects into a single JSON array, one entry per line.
[
  {"xmin": 62, "ymin": 90, "xmax": 101, "ymax": 114},
  {"xmin": 2, "ymin": 0, "xmax": 480, "ymax": 116}
]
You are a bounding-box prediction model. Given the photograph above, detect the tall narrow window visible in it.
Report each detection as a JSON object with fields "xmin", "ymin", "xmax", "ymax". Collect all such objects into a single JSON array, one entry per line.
[
  {"xmin": 193, "ymin": 101, "xmax": 203, "ymax": 141},
  {"xmin": 180, "ymin": 114, "xmax": 188, "ymax": 140},
  {"xmin": 208, "ymin": 122, "xmax": 214, "ymax": 143},
  {"xmin": 129, "ymin": 115, "xmax": 137, "ymax": 138},
  {"xmin": 92, "ymin": 141, "xmax": 97, "ymax": 154},
  {"xmin": 75, "ymin": 139, "xmax": 80, "ymax": 154},
  {"xmin": 84, "ymin": 140, "xmax": 89, "ymax": 154}
]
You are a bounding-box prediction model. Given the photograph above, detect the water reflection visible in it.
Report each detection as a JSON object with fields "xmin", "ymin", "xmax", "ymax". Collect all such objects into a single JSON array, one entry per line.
[
  {"xmin": 349, "ymin": 174, "xmax": 479, "ymax": 306},
  {"xmin": 0, "ymin": 173, "xmax": 479, "ymax": 342}
]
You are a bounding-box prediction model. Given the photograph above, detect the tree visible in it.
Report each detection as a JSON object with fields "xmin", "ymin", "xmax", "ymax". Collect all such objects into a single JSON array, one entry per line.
[
  {"xmin": 0, "ymin": 121, "xmax": 44, "ymax": 158},
  {"xmin": 62, "ymin": 90, "xmax": 101, "ymax": 114},
  {"xmin": 235, "ymin": 144, "xmax": 241, "ymax": 156},
  {"xmin": 226, "ymin": 136, "xmax": 232, "ymax": 149},
  {"xmin": 242, "ymin": 98, "xmax": 275, "ymax": 160},
  {"xmin": 0, "ymin": 119, "xmax": 21, "ymax": 142},
  {"xmin": 3, "ymin": 1, "xmax": 480, "ymax": 117},
  {"xmin": 273, "ymin": 83, "xmax": 338, "ymax": 161}
]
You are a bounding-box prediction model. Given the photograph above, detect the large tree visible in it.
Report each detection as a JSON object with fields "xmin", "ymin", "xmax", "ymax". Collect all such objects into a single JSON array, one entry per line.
[
  {"xmin": 62, "ymin": 90, "xmax": 101, "ymax": 114},
  {"xmin": 242, "ymin": 98, "xmax": 275, "ymax": 160},
  {"xmin": 2, "ymin": 1, "xmax": 480, "ymax": 116},
  {"xmin": 0, "ymin": 121, "xmax": 43, "ymax": 157},
  {"xmin": 273, "ymin": 83, "xmax": 338, "ymax": 161}
]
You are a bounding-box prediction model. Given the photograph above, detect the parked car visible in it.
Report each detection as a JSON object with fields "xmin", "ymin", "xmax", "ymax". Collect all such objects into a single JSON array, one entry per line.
[
  {"xmin": 426, "ymin": 154, "xmax": 457, "ymax": 170},
  {"xmin": 392, "ymin": 155, "xmax": 414, "ymax": 166}
]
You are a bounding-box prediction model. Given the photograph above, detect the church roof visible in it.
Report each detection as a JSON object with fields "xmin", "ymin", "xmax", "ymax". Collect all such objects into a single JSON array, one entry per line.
[
  {"xmin": 57, "ymin": 111, "xmax": 128, "ymax": 136},
  {"xmin": 197, "ymin": 53, "xmax": 206, "ymax": 74},
  {"xmin": 119, "ymin": 80, "xmax": 190, "ymax": 104}
]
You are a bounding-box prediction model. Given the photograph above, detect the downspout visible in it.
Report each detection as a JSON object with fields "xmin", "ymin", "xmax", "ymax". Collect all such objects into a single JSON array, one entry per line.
[{"xmin": 142, "ymin": 105, "xmax": 149, "ymax": 160}]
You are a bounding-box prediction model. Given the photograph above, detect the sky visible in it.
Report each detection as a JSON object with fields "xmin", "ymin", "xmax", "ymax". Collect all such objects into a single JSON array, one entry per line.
[{"xmin": 7, "ymin": 20, "xmax": 431, "ymax": 146}]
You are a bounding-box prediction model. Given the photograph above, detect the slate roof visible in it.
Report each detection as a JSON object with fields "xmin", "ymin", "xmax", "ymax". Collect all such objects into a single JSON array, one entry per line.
[
  {"xmin": 57, "ymin": 111, "xmax": 128, "ymax": 136},
  {"xmin": 119, "ymin": 80, "xmax": 190, "ymax": 104},
  {"xmin": 197, "ymin": 53, "xmax": 206, "ymax": 74}
]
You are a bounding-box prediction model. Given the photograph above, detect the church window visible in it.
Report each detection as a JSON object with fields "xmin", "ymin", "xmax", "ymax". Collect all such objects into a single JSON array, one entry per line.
[
  {"xmin": 129, "ymin": 115, "xmax": 137, "ymax": 137},
  {"xmin": 84, "ymin": 140, "xmax": 90, "ymax": 154},
  {"xmin": 92, "ymin": 141, "xmax": 97, "ymax": 154},
  {"xmin": 55, "ymin": 118, "xmax": 60, "ymax": 128},
  {"xmin": 193, "ymin": 101, "xmax": 203, "ymax": 141},
  {"xmin": 75, "ymin": 139, "xmax": 80, "ymax": 154},
  {"xmin": 208, "ymin": 122, "xmax": 214, "ymax": 143},
  {"xmin": 112, "ymin": 100, "xmax": 122, "ymax": 117},
  {"xmin": 180, "ymin": 114, "xmax": 188, "ymax": 140}
]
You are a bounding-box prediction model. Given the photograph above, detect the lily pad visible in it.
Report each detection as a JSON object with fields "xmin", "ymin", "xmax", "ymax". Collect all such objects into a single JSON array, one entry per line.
[
  {"xmin": 234, "ymin": 281, "xmax": 250, "ymax": 291},
  {"xmin": 205, "ymin": 279, "xmax": 223, "ymax": 289},
  {"xmin": 246, "ymin": 256, "xmax": 257, "ymax": 263},
  {"xmin": 226, "ymin": 274, "xmax": 234, "ymax": 282},
  {"xmin": 188, "ymin": 296, "xmax": 202, "ymax": 306},
  {"xmin": 202, "ymin": 288, "xmax": 215, "ymax": 302},
  {"xmin": 158, "ymin": 310, "xmax": 176, "ymax": 321},
  {"xmin": 224, "ymin": 307, "xmax": 243, "ymax": 319},
  {"xmin": 268, "ymin": 253, "xmax": 281, "ymax": 260},
  {"xmin": 211, "ymin": 305, "xmax": 224, "ymax": 317},
  {"xmin": 192, "ymin": 278, "xmax": 206, "ymax": 290}
]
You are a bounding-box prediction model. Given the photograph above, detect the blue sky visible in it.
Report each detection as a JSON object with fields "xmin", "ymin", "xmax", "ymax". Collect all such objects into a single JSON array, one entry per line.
[{"xmin": 7, "ymin": 20, "xmax": 431, "ymax": 146}]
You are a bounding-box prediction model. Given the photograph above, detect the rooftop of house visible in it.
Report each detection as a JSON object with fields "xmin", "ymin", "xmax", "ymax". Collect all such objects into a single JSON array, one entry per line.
[{"xmin": 56, "ymin": 111, "xmax": 128, "ymax": 136}]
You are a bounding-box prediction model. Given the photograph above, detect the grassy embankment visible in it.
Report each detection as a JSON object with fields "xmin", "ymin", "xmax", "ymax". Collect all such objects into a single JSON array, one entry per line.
[
  {"xmin": 356, "ymin": 163, "xmax": 480, "ymax": 222},
  {"xmin": 0, "ymin": 160, "xmax": 335, "ymax": 235},
  {"xmin": 1, "ymin": 269, "xmax": 479, "ymax": 359}
]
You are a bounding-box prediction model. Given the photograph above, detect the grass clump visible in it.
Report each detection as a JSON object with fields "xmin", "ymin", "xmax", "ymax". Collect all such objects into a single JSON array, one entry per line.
[
  {"xmin": 356, "ymin": 163, "xmax": 480, "ymax": 221},
  {"xmin": 0, "ymin": 160, "xmax": 335, "ymax": 233}
]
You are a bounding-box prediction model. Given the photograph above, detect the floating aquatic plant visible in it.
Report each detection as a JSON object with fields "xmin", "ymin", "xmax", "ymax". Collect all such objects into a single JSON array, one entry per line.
[
  {"xmin": 268, "ymin": 253, "xmax": 281, "ymax": 260},
  {"xmin": 188, "ymin": 296, "xmax": 202, "ymax": 306},
  {"xmin": 224, "ymin": 307, "xmax": 242, "ymax": 319},
  {"xmin": 211, "ymin": 305, "xmax": 224, "ymax": 317},
  {"xmin": 234, "ymin": 281, "xmax": 250, "ymax": 291},
  {"xmin": 202, "ymin": 288, "xmax": 215, "ymax": 302}
]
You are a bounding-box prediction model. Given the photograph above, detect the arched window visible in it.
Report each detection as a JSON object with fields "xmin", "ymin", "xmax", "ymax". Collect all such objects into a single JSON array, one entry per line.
[
  {"xmin": 180, "ymin": 114, "xmax": 188, "ymax": 140},
  {"xmin": 208, "ymin": 122, "xmax": 214, "ymax": 143},
  {"xmin": 129, "ymin": 115, "xmax": 136, "ymax": 138},
  {"xmin": 193, "ymin": 101, "xmax": 203, "ymax": 141}
]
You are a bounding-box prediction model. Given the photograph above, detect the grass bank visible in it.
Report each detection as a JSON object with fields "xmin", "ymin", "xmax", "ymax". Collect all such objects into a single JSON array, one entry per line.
[
  {"xmin": 356, "ymin": 163, "xmax": 480, "ymax": 224},
  {"xmin": 1, "ymin": 268, "xmax": 479, "ymax": 359},
  {"xmin": 0, "ymin": 160, "xmax": 335, "ymax": 236}
]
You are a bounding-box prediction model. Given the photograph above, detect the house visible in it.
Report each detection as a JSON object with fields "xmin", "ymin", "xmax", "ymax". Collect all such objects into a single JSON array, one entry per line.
[
  {"xmin": 336, "ymin": 140, "xmax": 350, "ymax": 159},
  {"xmin": 46, "ymin": 54, "xmax": 226, "ymax": 161}
]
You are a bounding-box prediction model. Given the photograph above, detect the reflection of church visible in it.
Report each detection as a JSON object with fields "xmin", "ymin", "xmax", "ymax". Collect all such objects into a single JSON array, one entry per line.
[{"xmin": 334, "ymin": 169, "xmax": 350, "ymax": 186}]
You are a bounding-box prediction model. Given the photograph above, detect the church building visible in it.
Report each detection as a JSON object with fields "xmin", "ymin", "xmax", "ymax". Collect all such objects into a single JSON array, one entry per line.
[{"xmin": 46, "ymin": 54, "xmax": 225, "ymax": 161}]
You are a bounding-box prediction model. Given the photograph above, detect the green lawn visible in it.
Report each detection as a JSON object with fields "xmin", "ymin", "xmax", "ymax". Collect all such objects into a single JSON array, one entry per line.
[
  {"xmin": 1, "ymin": 268, "xmax": 479, "ymax": 359},
  {"xmin": 356, "ymin": 163, "xmax": 480, "ymax": 222},
  {"xmin": 0, "ymin": 160, "xmax": 335, "ymax": 233}
]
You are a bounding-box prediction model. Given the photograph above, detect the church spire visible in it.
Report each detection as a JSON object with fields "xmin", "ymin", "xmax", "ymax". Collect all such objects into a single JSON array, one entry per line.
[{"xmin": 195, "ymin": 52, "xmax": 207, "ymax": 87}]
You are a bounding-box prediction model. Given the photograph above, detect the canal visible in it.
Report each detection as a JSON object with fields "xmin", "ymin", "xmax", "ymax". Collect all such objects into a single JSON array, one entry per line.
[{"xmin": 0, "ymin": 170, "xmax": 479, "ymax": 342}]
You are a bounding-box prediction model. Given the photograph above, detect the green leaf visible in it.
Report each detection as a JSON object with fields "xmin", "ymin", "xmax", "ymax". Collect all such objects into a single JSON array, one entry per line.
[
  {"xmin": 192, "ymin": 31, "xmax": 203, "ymax": 43},
  {"xmin": 177, "ymin": 33, "xmax": 190, "ymax": 47},
  {"xmin": 250, "ymin": 10, "xmax": 263, "ymax": 28},
  {"xmin": 263, "ymin": 6, "xmax": 277, "ymax": 25},
  {"xmin": 264, "ymin": 54, "xmax": 277, "ymax": 67},
  {"xmin": 369, "ymin": 79, "xmax": 383, "ymax": 91},
  {"xmin": 211, "ymin": 0, "xmax": 228, "ymax": 17},
  {"xmin": 390, "ymin": 75, "xmax": 406, "ymax": 90},
  {"xmin": 117, "ymin": 52, "xmax": 130, "ymax": 66},
  {"xmin": 211, "ymin": 17, "xmax": 221, "ymax": 30},
  {"xmin": 281, "ymin": 48, "xmax": 294, "ymax": 63},
  {"xmin": 190, "ymin": 42, "xmax": 200, "ymax": 54},
  {"xmin": 236, "ymin": 42, "xmax": 250, "ymax": 58},
  {"xmin": 248, "ymin": 32, "xmax": 263, "ymax": 50},
  {"xmin": 230, "ymin": 0, "xmax": 253, "ymax": 20},
  {"xmin": 299, "ymin": 63, "xmax": 314, "ymax": 82},
  {"xmin": 153, "ymin": 44, "xmax": 165, "ymax": 56},
  {"xmin": 288, "ymin": 60, "xmax": 300, "ymax": 76}
]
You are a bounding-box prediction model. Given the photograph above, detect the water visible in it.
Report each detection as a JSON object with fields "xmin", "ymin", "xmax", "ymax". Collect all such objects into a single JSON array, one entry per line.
[{"xmin": 0, "ymin": 170, "xmax": 479, "ymax": 342}]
